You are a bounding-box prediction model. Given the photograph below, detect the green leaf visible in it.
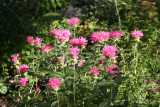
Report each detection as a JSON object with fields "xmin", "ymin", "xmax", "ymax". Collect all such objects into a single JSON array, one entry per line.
[
  {"xmin": 0, "ymin": 85, "xmax": 7, "ymax": 94},
  {"xmin": 98, "ymin": 66, "xmax": 105, "ymax": 71},
  {"xmin": 97, "ymin": 79, "xmax": 111, "ymax": 87},
  {"xmin": 42, "ymin": 13, "xmax": 60, "ymax": 18},
  {"xmin": 99, "ymin": 101, "xmax": 110, "ymax": 107},
  {"xmin": 97, "ymin": 56, "xmax": 105, "ymax": 61},
  {"xmin": 56, "ymin": 0, "xmax": 62, "ymax": 7},
  {"xmin": 51, "ymin": 0, "xmax": 57, "ymax": 8},
  {"xmin": 51, "ymin": 101, "xmax": 57, "ymax": 107}
]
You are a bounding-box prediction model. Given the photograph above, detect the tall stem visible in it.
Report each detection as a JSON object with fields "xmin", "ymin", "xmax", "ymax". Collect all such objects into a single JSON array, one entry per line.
[
  {"xmin": 114, "ymin": 0, "xmax": 121, "ymax": 30},
  {"xmin": 56, "ymin": 91, "xmax": 59, "ymax": 107},
  {"xmin": 74, "ymin": 27, "xmax": 76, "ymax": 38},
  {"xmin": 135, "ymin": 42, "xmax": 138, "ymax": 75},
  {"xmin": 73, "ymin": 59, "xmax": 76, "ymax": 106},
  {"xmin": 110, "ymin": 73, "xmax": 113, "ymax": 106}
]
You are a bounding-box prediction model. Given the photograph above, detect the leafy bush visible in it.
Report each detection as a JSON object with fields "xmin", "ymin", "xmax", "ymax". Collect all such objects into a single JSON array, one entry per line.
[{"xmin": 4, "ymin": 18, "xmax": 160, "ymax": 106}]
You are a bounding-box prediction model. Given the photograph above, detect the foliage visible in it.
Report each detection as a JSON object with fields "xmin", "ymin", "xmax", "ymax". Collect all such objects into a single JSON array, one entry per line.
[{"xmin": 2, "ymin": 18, "xmax": 159, "ymax": 106}]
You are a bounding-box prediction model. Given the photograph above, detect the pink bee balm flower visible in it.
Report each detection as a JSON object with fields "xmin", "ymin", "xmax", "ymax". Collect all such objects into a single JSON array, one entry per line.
[
  {"xmin": 11, "ymin": 53, "xmax": 20, "ymax": 63},
  {"xmin": 16, "ymin": 64, "xmax": 29, "ymax": 73},
  {"xmin": 90, "ymin": 66, "xmax": 101, "ymax": 76},
  {"xmin": 50, "ymin": 29, "xmax": 58, "ymax": 36},
  {"xmin": 78, "ymin": 60, "xmax": 84, "ymax": 67},
  {"xmin": 69, "ymin": 37, "xmax": 88, "ymax": 47},
  {"xmin": 67, "ymin": 17, "xmax": 80, "ymax": 26},
  {"xmin": 34, "ymin": 37, "xmax": 42, "ymax": 45},
  {"xmin": 27, "ymin": 36, "xmax": 34, "ymax": 43},
  {"xmin": 69, "ymin": 47, "xmax": 80, "ymax": 58},
  {"xmin": 56, "ymin": 29, "xmax": 72, "ymax": 42},
  {"xmin": 19, "ymin": 78, "xmax": 29, "ymax": 86},
  {"xmin": 131, "ymin": 30, "xmax": 144, "ymax": 38},
  {"xmin": 47, "ymin": 78, "xmax": 61, "ymax": 91},
  {"xmin": 102, "ymin": 46, "xmax": 118, "ymax": 58},
  {"xmin": 36, "ymin": 87, "xmax": 41, "ymax": 92},
  {"xmin": 41, "ymin": 45, "xmax": 52, "ymax": 52},
  {"xmin": 110, "ymin": 31, "xmax": 124, "ymax": 39},
  {"xmin": 90, "ymin": 31, "xmax": 110, "ymax": 43},
  {"xmin": 106, "ymin": 64, "xmax": 120, "ymax": 76}
]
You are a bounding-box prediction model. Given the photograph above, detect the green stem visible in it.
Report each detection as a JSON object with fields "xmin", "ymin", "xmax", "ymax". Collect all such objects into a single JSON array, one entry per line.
[
  {"xmin": 114, "ymin": 0, "xmax": 121, "ymax": 30},
  {"xmin": 74, "ymin": 27, "xmax": 76, "ymax": 38},
  {"xmin": 110, "ymin": 73, "xmax": 113, "ymax": 106},
  {"xmin": 56, "ymin": 91, "xmax": 59, "ymax": 107},
  {"xmin": 73, "ymin": 59, "xmax": 76, "ymax": 106},
  {"xmin": 135, "ymin": 42, "xmax": 138, "ymax": 75},
  {"xmin": 55, "ymin": 39, "xmax": 57, "ymax": 56}
]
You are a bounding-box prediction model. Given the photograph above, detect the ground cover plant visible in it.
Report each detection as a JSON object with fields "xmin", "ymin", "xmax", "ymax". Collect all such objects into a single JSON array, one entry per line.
[{"xmin": 4, "ymin": 17, "xmax": 159, "ymax": 107}]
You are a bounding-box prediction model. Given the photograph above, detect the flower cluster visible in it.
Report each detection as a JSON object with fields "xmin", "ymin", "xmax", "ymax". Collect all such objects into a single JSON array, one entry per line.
[
  {"xmin": 69, "ymin": 37, "xmax": 88, "ymax": 47},
  {"xmin": 19, "ymin": 78, "xmax": 29, "ymax": 86},
  {"xmin": 69, "ymin": 47, "xmax": 80, "ymax": 58},
  {"xmin": 67, "ymin": 17, "xmax": 80, "ymax": 26},
  {"xmin": 131, "ymin": 30, "xmax": 144, "ymax": 38},
  {"xmin": 47, "ymin": 78, "xmax": 61, "ymax": 91},
  {"xmin": 102, "ymin": 46, "xmax": 118, "ymax": 58},
  {"xmin": 50, "ymin": 29, "xmax": 58, "ymax": 36},
  {"xmin": 50, "ymin": 29, "xmax": 72, "ymax": 42},
  {"xmin": 27, "ymin": 36, "xmax": 42, "ymax": 46},
  {"xmin": 106, "ymin": 64, "xmax": 120, "ymax": 76},
  {"xmin": 90, "ymin": 31, "xmax": 110, "ymax": 43},
  {"xmin": 90, "ymin": 66, "xmax": 101, "ymax": 76},
  {"xmin": 11, "ymin": 54, "xmax": 20, "ymax": 64},
  {"xmin": 110, "ymin": 31, "xmax": 124, "ymax": 39},
  {"xmin": 41, "ymin": 45, "xmax": 53, "ymax": 52},
  {"xmin": 16, "ymin": 64, "xmax": 29, "ymax": 73}
]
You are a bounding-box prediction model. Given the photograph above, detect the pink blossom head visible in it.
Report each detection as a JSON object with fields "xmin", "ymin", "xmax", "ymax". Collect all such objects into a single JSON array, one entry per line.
[
  {"xmin": 131, "ymin": 30, "xmax": 144, "ymax": 39},
  {"xmin": 19, "ymin": 78, "xmax": 29, "ymax": 86},
  {"xmin": 50, "ymin": 29, "xmax": 58, "ymax": 36},
  {"xmin": 69, "ymin": 47, "xmax": 80, "ymax": 58},
  {"xmin": 56, "ymin": 29, "xmax": 72, "ymax": 42},
  {"xmin": 78, "ymin": 60, "xmax": 84, "ymax": 67},
  {"xmin": 34, "ymin": 37, "xmax": 42, "ymax": 45},
  {"xmin": 102, "ymin": 46, "xmax": 118, "ymax": 58},
  {"xmin": 106, "ymin": 64, "xmax": 120, "ymax": 76},
  {"xmin": 69, "ymin": 37, "xmax": 88, "ymax": 47},
  {"xmin": 67, "ymin": 17, "xmax": 80, "ymax": 26},
  {"xmin": 47, "ymin": 78, "xmax": 61, "ymax": 91},
  {"xmin": 11, "ymin": 53, "xmax": 20, "ymax": 64},
  {"xmin": 41, "ymin": 45, "xmax": 53, "ymax": 52},
  {"xmin": 16, "ymin": 64, "xmax": 29, "ymax": 73},
  {"xmin": 90, "ymin": 31, "xmax": 110, "ymax": 43},
  {"xmin": 36, "ymin": 87, "xmax": 41, "ymax": 92},
  {"xmin": 90, "ymin": 66, "xmax": 101, "ymax": 77},
  {"xmin": 27, "ymin": 36, "xmax": 34, "ymax": 43},
  {"xmin": 110, "ymin": 31, "xmax": 123, "ymax": 39}
]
